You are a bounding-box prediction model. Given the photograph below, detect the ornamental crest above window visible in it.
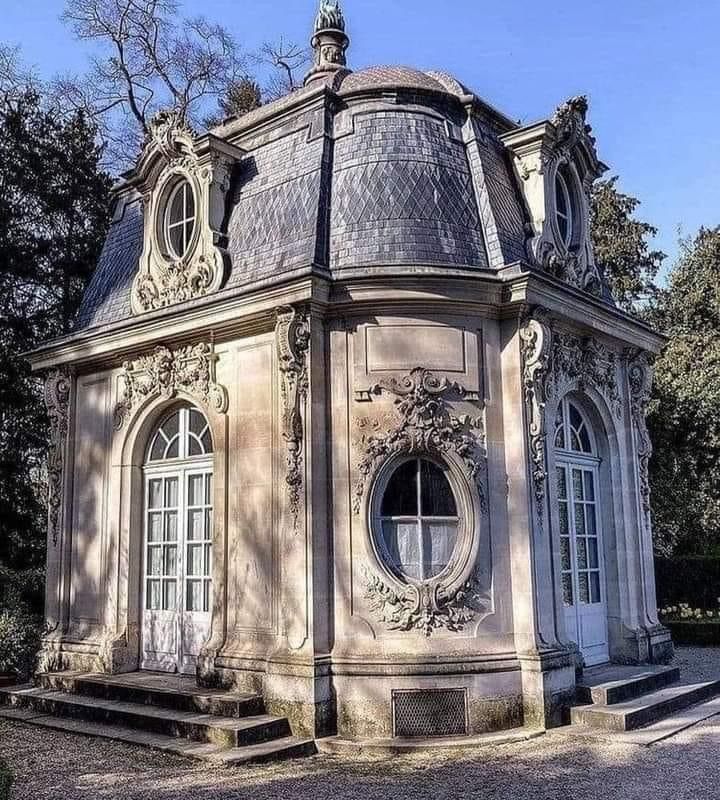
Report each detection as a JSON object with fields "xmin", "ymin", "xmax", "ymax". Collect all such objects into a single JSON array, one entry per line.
[{"xmin": 129, "ymin": 109, "xmax": 245, "ymax": 315}]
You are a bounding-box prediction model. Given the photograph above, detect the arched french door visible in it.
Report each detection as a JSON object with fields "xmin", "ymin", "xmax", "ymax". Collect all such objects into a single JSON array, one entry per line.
[
  {"xmin": 141, "ymin": 406, "xmax": 213, "ymax": 673},
  {"xmin": 554, "ymin": 397, "xmax": 609, "ymax": 666}
]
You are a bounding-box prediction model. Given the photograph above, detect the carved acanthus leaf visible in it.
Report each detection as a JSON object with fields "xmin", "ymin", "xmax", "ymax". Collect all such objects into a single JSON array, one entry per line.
[
  {"xmin": 145, "ymin": 109, "xmax": 196, "ymax": 163},
  {"xmin": 276, "ymin": 306, "xmax": 311, "ymax": 526},
  {"xmin": 363, "ymin": 566, "xmax": 490, "ymax": 637},
  {"xmin": 45, "ymin": 370, "xmax": 72, "ymax": 547},
  {"xmin": 520, "ymin": 309, "xmax": 554, "ymax": 521},
  {"xmin": 551, "ymin": 333, "xmax": 622, "ymax": 418},
  {"xmin": 352, "ymin": 368, "xmax": 486, "ymax": 515},
  {"xmin": 113, "ymin": 342, "xmax": 228, "ymax": 430}
]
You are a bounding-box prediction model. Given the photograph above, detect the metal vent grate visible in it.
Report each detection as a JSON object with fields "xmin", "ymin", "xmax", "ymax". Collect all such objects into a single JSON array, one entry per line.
[{"xmin": 392, "ymin": 689, "xmax": 468, "ymax": 738}]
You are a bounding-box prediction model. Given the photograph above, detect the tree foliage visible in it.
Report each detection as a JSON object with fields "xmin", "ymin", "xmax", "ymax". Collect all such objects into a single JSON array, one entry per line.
[
  {"xmin": 647, "ymin": 227, "xmax": 720, "ymax": 556},
  {"xmin": 590, "ymin": 177, "xmax": 665, "ymax": 310},
  {"xmin": 56, "ymin": 0, "xmax": 247, "ymax": 169},
  {"xmin": 0, "ymin": 88, "xmax": 112, "ymax": 609},
  {"xmin": 55, "ymin": 1, "xmax": 307, "ymax": 171}
]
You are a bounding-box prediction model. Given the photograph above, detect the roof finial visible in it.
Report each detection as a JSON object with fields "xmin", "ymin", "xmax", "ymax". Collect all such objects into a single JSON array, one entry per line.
[{"xmin": 305, "ymin": 0, "xmax": 350, "ymax": 86}]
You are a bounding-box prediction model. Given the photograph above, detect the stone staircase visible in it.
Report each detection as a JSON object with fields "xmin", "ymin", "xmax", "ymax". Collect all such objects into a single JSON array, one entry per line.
[
  {"xmin": 571, "ymin": 664, "xmax": 720, "ymax": 733},
  {"xmin": 0, "ymin": 672, "xmax": 316, "ymax": 766}
]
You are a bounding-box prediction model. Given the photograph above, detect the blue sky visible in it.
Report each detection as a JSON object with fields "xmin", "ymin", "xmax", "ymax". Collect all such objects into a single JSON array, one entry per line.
[{"xmin": 4, "ymin": 0, "xmax": 719, "ymax": 273}]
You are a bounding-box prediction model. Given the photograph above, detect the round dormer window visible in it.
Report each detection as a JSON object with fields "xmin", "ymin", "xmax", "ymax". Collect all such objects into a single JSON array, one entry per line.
[
  {"xmin": 555, "ymin": 170, "xmax": 573, "ymax": 247},
  {"xmin": 375, "ymin": 458, "xmax": 461, "ymax": 582},
  {"xmin": 164, "ymin": 179, "xmax": 196, "ymax": 260}
]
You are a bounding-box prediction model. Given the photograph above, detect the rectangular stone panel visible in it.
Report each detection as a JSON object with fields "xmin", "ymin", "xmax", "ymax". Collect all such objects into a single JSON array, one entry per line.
[
  {"xmin": 230, "ymin": 342, "xmax": 276, "ymax": 633},
  {"xmin": 69, "ymin": 375, "xmax": 111, "ymax": 624},
  {"xmin": 366, "ymin": 325, "xmax": 466, "ymax": 374}
]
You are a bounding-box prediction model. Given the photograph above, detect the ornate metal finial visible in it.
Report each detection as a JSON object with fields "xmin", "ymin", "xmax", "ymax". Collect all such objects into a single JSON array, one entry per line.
[
  {"xmin": 305, "ymin": 0, "xmax": 350, "ymax": 86},
  {"xmin": 314, "ymin": 0, "xmax": 345, "ymax": 32}
]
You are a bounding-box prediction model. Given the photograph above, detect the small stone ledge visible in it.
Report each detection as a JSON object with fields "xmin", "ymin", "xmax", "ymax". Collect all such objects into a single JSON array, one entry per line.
[{"xmin": 316, "ymin": 727, "xmax": 544, "ymax": 755}]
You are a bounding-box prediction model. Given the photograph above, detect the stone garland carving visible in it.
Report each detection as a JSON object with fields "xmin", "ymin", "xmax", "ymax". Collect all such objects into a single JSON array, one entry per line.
[
  {"xmin": 626, "ymin": 349, "xmax": 655, "ymax": 519},
  {"xmin": 45, "ymin": 370, "xmax": 72, "ymax": 547},
  {"xmin": 352, "ymin": 368, "xmax": 487, "ymax": 516},
  {"xmin": 113, "ymin": 342, "xmax": 228, "ymax": 430},
  {"xmin": 521, "ymin": 308, "xmax": 622, "ymax": 521},
  {"xmin": 363, "ymin": 567, "xmax": 490, "ymax": 638},
  {"xmin": 276, "ymin": 306, "xmax": 311, "ymax": 526},
  {"xmin": 551, "ymin": 333, "xmax": 623, "ymax": 419}
]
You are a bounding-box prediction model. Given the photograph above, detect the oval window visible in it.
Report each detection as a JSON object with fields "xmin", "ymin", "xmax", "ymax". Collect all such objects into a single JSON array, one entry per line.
[
  {"xmin": 376, "ymin": 458, "xmax": 460, "ymax": 581},
  {"xmin": 164, "ymin": 180, "xmax": 196, "ymax": 259}
]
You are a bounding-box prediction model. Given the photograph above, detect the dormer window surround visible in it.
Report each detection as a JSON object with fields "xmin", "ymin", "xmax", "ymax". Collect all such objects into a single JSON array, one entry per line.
[
  {"xmin": 129, "ymin": 110, "xmax": 245, "ymax": 316},
  {"xmin": 501, "ymin": 96, "xmax": 607, "ymax": 296}
]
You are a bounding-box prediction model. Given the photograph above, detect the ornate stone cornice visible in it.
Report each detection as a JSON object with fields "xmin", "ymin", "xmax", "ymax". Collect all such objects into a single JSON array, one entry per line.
[
  {"xmin": 363, "ymin": 566, "xmax": 490, "ymax": 637},
  {"xmin": 113, "ymin": 342, "xmax": 228, "ymax": 430},
  {"xmin": 45, "ymin": 369, "xmax": 72, "ymax": 547},
  {"xmin": 626, "ymin": 348, "xmax": 655, "ymax": 518},
  {"xmin": 276, "ymin": 306, "xmax": 311, "ymax": 526},
  {"xmin": 352, "ymin": 368, "xmax": 486, "ymax": 516}
]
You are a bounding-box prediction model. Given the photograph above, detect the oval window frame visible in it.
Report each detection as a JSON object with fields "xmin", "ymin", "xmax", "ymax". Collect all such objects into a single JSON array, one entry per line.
[
  {"xmin": 367, "ymin": 453, "xmax": 480, "ymax": 594},
  {"xmin": 154, "ymin": 173, "xmax": 200, "ymax": 263}
]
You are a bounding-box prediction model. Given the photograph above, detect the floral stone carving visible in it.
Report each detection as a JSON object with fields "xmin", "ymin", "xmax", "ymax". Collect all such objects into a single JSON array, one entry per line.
[
  {"xmin": 113, "ymin": 342, "xmax": 228, "ymax": 430},
  {"xmin": 45, "ymin": 369, "xmax": 72, "ymax": 547},
  {"xmin": 626, "ymin": 349, "xmax": 654, "ymax": 519},
  {"xmin": 276, "ymin": 306, "xmax": 311, "ymax": 526},
  {"xmin": 520, "ymin": 310, "xmax": 554, "ymax": 521},
  {"xmin": 364, "ymin": 567, "xmax": 490, "ymax": 637},
  {"xmin": 352, "ymin": 368, "xmax": 486, "ymax": 515}
]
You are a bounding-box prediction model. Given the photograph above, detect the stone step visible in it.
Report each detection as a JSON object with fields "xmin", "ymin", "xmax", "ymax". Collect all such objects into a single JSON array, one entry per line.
[
  {"xmin": 571, "ymin": 680, "xmax": 720, "ymax": 731},
  {"xmin": 0, "ymin": 685, "xmax": 290, "ymax": 748},
  {"xmin": 0, "ymin": 705, "xmax": 316, "ymax": 766},
  {"xmin": 576, "ymin": 664, "xmax": 681, "ymax": 706},
  {"xmin": 37, "ymin": 672, "xmax": 264, "ymax": 718}
]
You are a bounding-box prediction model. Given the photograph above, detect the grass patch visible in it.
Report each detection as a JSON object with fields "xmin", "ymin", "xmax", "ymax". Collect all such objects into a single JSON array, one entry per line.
[{"xmin": 0, "ymin": 758, "xmax": 12, "ymax": 800}]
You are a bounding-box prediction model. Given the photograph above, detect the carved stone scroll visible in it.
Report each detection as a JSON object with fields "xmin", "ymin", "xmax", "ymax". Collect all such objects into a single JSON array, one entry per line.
[
  {"xmin": 626, "ymin": 349, "xmax": 654, "ymax": 519},
  {"xmin": 520, "ymin": 310, "xmax": 554, "ymax": 521},
  {"xmin": 363, "ymin": 566, "xmax": 490, "ymax": 637},
  {"xmin": 352, "ymin": 368, "xmax": 486, "ymax": 515},
  {"xmin": 113, "ymin": 342, "xmax": 228, "ymax": 430},
  {"xmin": 45, "ymin": 370, "xmax": 72, "ymax": 547},
  {"xmin": 276, "ymin": 306, "xmax": 311, "ymax": 527}
]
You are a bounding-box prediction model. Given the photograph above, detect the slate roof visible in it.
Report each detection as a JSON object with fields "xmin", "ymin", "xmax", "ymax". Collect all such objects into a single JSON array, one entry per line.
[{"xmin": 75, "ymin": 65, "xmax": 530, "ymax": 331}]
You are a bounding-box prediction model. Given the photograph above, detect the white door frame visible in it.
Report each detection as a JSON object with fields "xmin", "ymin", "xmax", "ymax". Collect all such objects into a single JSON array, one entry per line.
[
  {"xmin": 554, "ymin": 398, "xmax": 610, "ymax": 667},
  {"xmin": 141, "ymin": 417, "xmax": 213, "ymax": 676}
]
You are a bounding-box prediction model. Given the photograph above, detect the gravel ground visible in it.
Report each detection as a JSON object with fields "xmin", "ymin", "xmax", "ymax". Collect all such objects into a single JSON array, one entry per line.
[{"xmin": 0, "ymin": 647, "xmax": 719, "ymax": 800}]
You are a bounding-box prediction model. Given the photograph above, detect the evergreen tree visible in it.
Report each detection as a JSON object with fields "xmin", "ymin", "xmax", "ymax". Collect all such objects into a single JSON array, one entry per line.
[
  {"xmin": 647, "ymin": 228, "xmax": 720, "ymax": 556},
  {"xmin": 590, "ymin": 177, "xmax": 665, "ymax": 310},
  {"xmin": 0, "ymin": 90, "xmax": 112, "ymax": 608}
]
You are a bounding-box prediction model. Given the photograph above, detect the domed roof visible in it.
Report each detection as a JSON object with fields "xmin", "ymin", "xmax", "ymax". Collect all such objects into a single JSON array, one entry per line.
[{"xmin": 336, "ymin": 65, "xmax": 462, "ymax": 96}]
